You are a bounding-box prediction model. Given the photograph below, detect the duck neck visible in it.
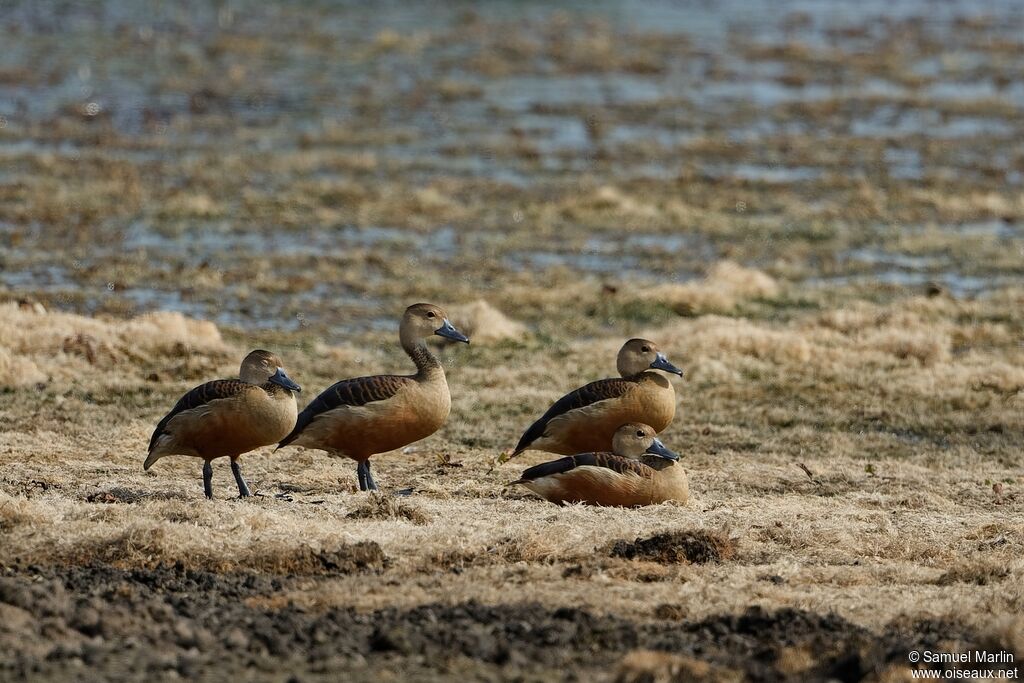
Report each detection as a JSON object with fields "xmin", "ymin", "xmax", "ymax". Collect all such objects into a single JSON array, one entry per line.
[
  {"xmin": 649, "ymin": 460, "xmax": 687, "ymax": 502},
  {"xmin": 620, "ymin": 369, "xmax": 653, "ymax": 382},
  {"xmin": 634, "ymin": 370, "xmax": 669, "ymax": 387},
  {"xmin": 641, "ymin": 455, "xmax": 677, "ymax": 473},
  {"xmin": 261, "ymin": 382, "xmax": 295, "ymax": 400},
  {"xmin": 404, "ymin": 339, "xmax": 443, "ymax": 379}
]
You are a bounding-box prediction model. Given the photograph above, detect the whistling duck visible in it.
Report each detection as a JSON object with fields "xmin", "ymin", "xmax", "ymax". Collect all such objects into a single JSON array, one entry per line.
[
  {"xmin": 277, "ymin": 303, "xmax": 469, "ymax": 491},
  {"xmin": 511, "ymin": 423, "xmax": 687, "ymax": 506},
  {"xmin": 509, "ymin": 338, "xmax": 682, "ymax": 459},
  {"xmin": 145, "ymin": 349, "xmax": 301, "ymax": 499}
]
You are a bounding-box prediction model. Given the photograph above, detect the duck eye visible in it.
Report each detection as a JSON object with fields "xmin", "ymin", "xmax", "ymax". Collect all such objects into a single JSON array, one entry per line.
[
  {"xmin": 426, "ymin": 311, "xmax": 436, "ymax": 318},
  {"xmin": 641, "ymin": 346, "xmax": 650, "ymax": 353},
  {"xmin": 636, "ymin": 430, "xmax": 644, "ymax": 437}
]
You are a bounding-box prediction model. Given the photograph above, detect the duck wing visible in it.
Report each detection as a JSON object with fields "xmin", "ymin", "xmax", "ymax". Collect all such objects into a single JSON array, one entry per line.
[
  {"xmin": 278, "ymin": 374, "xmax": 410, "ymax": 448},
  {"xmin": 514, "ymin": 452, "xmax": 652, "ymax": 483},
  {"xmin": 148, "ymin": 379, "xmax": 250, "ymax": 454},
  {"xmin": 512, "ymin": 378, "xmax": 632, "ymax": 456}
]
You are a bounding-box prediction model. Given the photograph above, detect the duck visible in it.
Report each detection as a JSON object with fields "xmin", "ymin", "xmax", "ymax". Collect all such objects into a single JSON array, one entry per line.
[
  {"xmin": 144, "ymin": 349, "xmax": 301, "ymax": 499},
  {"xmin": 508, "ymin": 338, "xmax": 683, "ymax": 459},
  {"xmin": 277, "ymin": 303, "xmax": 469, "ymax": 491},
  {"xmin": 510, "ymin": 423, "xmax": 688, "ymax": 506}
]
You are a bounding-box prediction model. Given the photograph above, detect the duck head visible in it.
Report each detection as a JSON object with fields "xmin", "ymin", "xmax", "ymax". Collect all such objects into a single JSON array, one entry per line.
[
  {"xmin": 400, "ymin": 302, "xmax": 470, "ymax": 347},
  {"xmin": 612, "ymin": 423, "xmax": 679, "ymax": 461},
  {"xmin": 616, "ymin": 338, "xmax": 684, "ymax": 378},
  {"xmin": 239, "ymin": 349, "xmax": 301, "ymax": 392}
]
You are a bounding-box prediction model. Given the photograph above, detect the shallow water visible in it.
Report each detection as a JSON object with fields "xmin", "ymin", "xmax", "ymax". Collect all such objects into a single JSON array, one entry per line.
[{"xmin": 1, "ymin": 0, "xmax": 1023, "ymax": 337}]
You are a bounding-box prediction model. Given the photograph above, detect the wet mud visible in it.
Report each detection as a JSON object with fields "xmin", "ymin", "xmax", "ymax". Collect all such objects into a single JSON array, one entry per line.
[{"xmin": 0, "ymin": 565, "xmax": 1010, "ymax": 682}]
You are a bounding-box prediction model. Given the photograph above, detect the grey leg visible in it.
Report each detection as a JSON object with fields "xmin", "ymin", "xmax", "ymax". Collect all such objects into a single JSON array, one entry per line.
[
  {"xmin": 357, "ymin": 461, "xmax": 368, "ymax": 491},
  {"xmin": 364, "ymin": 461, "xmax": 378, "ymax": 492},
  {"xmin": 231, "ymin": 459, "xmax": 251, "ymax": 498},
  {"xmin": 203, "ymin": 461, "xmax": 213, "ymax": 499}
]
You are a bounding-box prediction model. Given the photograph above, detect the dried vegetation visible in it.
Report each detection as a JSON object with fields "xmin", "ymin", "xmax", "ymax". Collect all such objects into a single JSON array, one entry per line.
[{"xmin": 2, "ymin": 0, "xmax": 1024, "ymax": 679}]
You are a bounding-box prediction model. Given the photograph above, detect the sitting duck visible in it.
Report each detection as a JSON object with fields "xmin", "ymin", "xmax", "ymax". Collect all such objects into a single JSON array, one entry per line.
[
  {"xmin": 509, "ymin": 338, "xmax": 683, "ymax": 459},
  {"xmin": 511, "ymin": 423, "xmax": 688, "ymax": 506}
]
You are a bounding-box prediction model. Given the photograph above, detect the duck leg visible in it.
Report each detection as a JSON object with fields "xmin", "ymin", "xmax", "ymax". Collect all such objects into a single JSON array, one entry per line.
[
  {"xmin": 364, "ymin": 461, "xmax": 378, "ymax": 492},
  {"xmin": 357, "ymin": 460, "xmax": 369, "ymax": 491},
  {"xmin": 202, "ymin": 460, "xmax": 214, "ymax": 500},
  {"xmin": 231, "ymin": 459, "xmax": 252, "ymax": 498}
]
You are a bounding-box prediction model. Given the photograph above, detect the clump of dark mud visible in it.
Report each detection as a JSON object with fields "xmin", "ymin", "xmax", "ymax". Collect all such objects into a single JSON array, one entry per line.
[
  {"xmin": 297, "ymin": 541, "xmax": 389, "ymax": 574},
  {"xmin": 610, "ymin": 530, "xmax": 737, "ymax": 564},
  {"xmin": 83, "ymin": 487, "xmax": 146, "ymax": 504},
  {"xmin": 653, "ymin": 603, "xmax": 689, "ymax": 621},
  {"xmin": 346, "ymin": 493, "xmax": 430, "ymax": 525},
  {"xmin": 0, "ymin": 565, "xmax": 1007, "ymax": 682}
]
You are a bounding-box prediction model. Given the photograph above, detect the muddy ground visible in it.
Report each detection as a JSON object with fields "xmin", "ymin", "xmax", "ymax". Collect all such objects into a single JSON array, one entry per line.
[
  {"xmin": 2, "ymin": 0, "xmax": 1024, "ymax": 681},
  {"xmin": 2, "ymin": 563, "xmax": 1012, "ymax": 682}
]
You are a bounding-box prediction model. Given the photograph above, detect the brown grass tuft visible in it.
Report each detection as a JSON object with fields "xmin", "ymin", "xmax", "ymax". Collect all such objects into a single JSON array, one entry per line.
[
  {"xmin": 0, "ymin": 347, "xmax": 47, "ymax": 386},
  {"xmin": 0, "ymin": 495, "xmax": 40, "ymax": 532},
  {"xmin": 448, "ymin": 300, "xmax": 528, "ymax": 344},
  {"xmin": 686, "ymin": 316, "xmax": 813, "ymax": 364},
  {"xmin": 861, "ymin": 328, "xmax": 949, "ymax": 365},
  {"xmin": 979, "ymin": 616, "xmax": 1024, "ymax": 660},
  {"xmin": 935, "ymin": 561, "xmax": 1011, "ymax": 586},
  {"xmin": 346, "ymin": 493, "xmax": 431, "ymax": 525},
  {"xmin": 615, "ymin": 649, "xmax": 741, "ymax": 683},
  {"xmin": 0, "ymin": 304, "xmax": 227, "ymax": 385},
  {"xmin": 642, "ymin": 261, "xmax": 780, "ymax": 315}
]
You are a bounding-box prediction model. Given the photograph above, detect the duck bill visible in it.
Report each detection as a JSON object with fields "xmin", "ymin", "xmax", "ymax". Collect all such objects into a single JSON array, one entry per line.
[
  {"xmin": 645, "ymin": 438, "xmax": 679, "ymax": 461},
  {"xmin": 650, "ymin": 352, "xmax": 683, "ymax": 376},
  {"xmin": 269, "ymin": 367, "xmax": 301, "ymax": 392},
  {"xmin": 435, "ymin": 318, "xmax": 470, "ymax": 343}
]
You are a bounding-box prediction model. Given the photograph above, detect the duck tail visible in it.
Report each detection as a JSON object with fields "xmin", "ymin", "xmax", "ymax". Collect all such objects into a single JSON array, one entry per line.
[{"xmin": 276, "ymin": 427, "xmax": 301, "ymax": 451}]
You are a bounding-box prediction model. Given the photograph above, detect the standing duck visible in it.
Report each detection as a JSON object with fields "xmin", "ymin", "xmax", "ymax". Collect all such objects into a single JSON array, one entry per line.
[
  {"xmin": 277, "ymin": 303, "xmax": 469, "ymax": 491},
  {"xmin": 511, "ymin": 423, "xmax": 688, "ymax": 506},
  {"xmin": 509, "ymin": 338, "xmax": 683, "ymax": 459},
  {"xmin": 144, "ymin": 349, "xmax": 301, "ymax": 499}
]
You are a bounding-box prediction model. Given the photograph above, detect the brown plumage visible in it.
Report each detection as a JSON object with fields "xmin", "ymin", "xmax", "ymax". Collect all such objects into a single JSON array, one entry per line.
[
  {"xmin": 511, "ymin": 423, "xmax": 688, "ymax": 506},
  {"xmin": 277, "ymin": 303, "xmax": 469, "ymax": 491},
  {"xmin": 145, "ymin": 349, "xmax": 301, "ymax": 499},
  {"xmin": 510, "ymin": 338, "xmax": 683, "ymax": 459}
]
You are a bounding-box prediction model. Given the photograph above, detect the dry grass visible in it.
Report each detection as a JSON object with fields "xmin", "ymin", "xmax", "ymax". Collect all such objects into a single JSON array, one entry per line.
[
  {"xmin": 448, "ymin": 300, "xmax": 528, "ymax": 345},
  {"xmin": 641, "ymin": 261, "xmax": 781, "ymax": 316},
  {"xmin": 0, "ymin": 302, "xmax": 228, "ymax": 386},
  {"xmin": 1, "ymin": 3, "xmax": 1023, "ymax": 677},
  {"xmin": 346, "ymin": 493, "xmax": 431, "ymax": 526},
  {"xmin": 615, "ymin": 650, "xmax": 741, "ymax": 683},
  {"xmin": 0, "ymin": 295, "xmax": 1021, "ymax": 630}
]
